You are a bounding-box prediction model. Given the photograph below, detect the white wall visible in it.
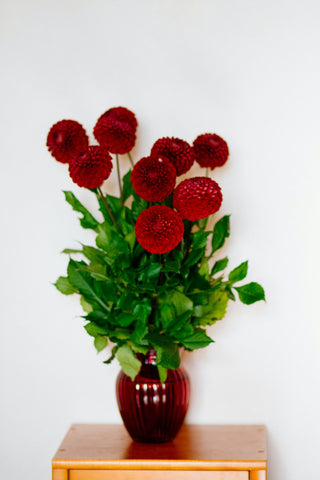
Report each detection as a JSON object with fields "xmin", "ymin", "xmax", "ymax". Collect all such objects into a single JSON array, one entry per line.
[{"xmin": 1, "ymin": 1, "xmax": 320, "ymax": 478}]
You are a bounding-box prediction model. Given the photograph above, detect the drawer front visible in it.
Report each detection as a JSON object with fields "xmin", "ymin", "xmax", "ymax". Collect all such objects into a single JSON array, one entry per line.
[{"xmin": 70, "ymin": 470, "xmax": 248, "ymax": 480}]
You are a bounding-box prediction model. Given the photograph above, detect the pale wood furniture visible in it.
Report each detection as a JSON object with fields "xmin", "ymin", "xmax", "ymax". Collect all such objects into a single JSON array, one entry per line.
[{"xmin": 52, "ymin": 424, "xmax": 267, "ymax": 480}]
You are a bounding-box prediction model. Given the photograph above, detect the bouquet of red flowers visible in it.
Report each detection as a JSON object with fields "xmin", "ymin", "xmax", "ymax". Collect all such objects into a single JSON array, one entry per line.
[{"xmin": 47, "ymin": 107, "xmax": 265, "ymax": 382}]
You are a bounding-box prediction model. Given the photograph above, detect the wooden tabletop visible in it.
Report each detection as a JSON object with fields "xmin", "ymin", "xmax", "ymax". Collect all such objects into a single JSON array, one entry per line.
[{"xmin": 53, "ymin": 424, "xmax": 267, "ymax": 472}]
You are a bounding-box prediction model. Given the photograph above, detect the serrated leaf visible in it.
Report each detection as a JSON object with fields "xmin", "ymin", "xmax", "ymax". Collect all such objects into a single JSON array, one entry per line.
[
  {"xmin": 179, "ymin": 330, "xmax": 214, "ymax": 350},
  {"xmin": 117, "ymin": 344, "xmax": 141, "ymax": 381},
  {"xmin": 235, "ymin": 282, "xmax": 266, "ymax": 305},
  {"xmin": 228, "ymin": 261, "xmax": 248, "ymax": 283},
  {"xmin": 54, "ymin": 276, "xmax": 77, "ymax": 295},
  {"xmin": 211, "ymin": 257, "xmax": 229, "ymax": 275},
  {"xmin": 63, "ymin": 191, "xmax": 99, "ymax": 230},
  {"xmin": 211, "ymin": 215, "xmax": 230, "ymax": 253},
  {"xmin": 94, "ymin": 336, "xmax": 108, "ymax": 353}
]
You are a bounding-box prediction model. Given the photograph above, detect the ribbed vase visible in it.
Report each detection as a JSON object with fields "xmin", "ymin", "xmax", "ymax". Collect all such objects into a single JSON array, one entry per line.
[{"xmin": 116, "ymin": 349, "xmax": 190, "ymax": 443}]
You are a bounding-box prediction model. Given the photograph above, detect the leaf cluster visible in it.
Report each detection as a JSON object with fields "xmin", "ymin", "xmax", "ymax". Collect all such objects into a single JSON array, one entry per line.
[{"xmin": 55, "ymin": 170, "xmax": 265, "ymax": 381}]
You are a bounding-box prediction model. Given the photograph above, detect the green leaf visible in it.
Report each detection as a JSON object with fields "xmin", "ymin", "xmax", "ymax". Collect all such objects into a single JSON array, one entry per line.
[
  {"xmin": 228, "ymin": 261, "xmax": 248, "ymax": 283},
  {"xmin": 96, "ymin": 222, "xmax": 129, "ymax": 257},
  {"xmin": 157, "ymin": 365, "xmax": 168, "ymax": 384},
  {"xmin": 179, "ymin": 330, "xmax": 214, "ymax": 350},
  {"xmin": 61, "ymin": 248, "xmax": 82, "ymax": 255},
  {"xmin": 103, "ymin": 345, "xmax": 117, "ymax": 364},
  {"xmin": 82, "ymin": 245, "xmax": 106, "ymax": 263},
  {"xmin": 117, "ymin": 344, "xmax": 141, "ymax": 381},
  {"xmin": 115, "ymin": 312, "xmax": 136, "ymax": 327},
  {"xmin": 191, "ymin": 230, "xmax": 210, "ymax": 249},
  {"xmin": 198, "ymin": 257, "xmax": 209, "ymax": 279},
  {"xmin": 211, "ymin": 215, "xmax": 230, "ymax": 254},
  {"xmin": 194, "ymin": 290, "xmax": 229, "ymax": 325},
  {"xmin": 80, "ymin": 296, "xmax": 93, "ymax": 313},
  {"xmin": 94, "ymin": 336, "xmax": 108, "ymax": 353},
  {"xmin": 67, "ymin": 259, "xmax": 110, "ymax": 312},
  {"xmin": 162, "ymin": 290, "xmax": 193, "ymax": 317},
  {"xmin": 235, "ymin": 282, "xmax": 266, "ymax": 305},
  {"xmin": 211, "ymin": 257, "xmax": 229, "ymax": 275},
  {"xmin": 122, "ymin": 169, "xmax": 134, "ymax": 202},
  {"xmin": 155, "ymin": 343, "xmax": 180, "ymax": 370},
  {"xmin": 84, "ymin": 322, "xmax": 109, "ymax": 337},
  {"xmin": 54, "ymin": 276, "xmax": 77, "ymax": 295},
  {"xmin": 183, "ymin": 248, "xmax": 204, "ymax": 268},
  {"xmin": 63, "ymin": 191, "xmax": 99, "ymax": 230}
]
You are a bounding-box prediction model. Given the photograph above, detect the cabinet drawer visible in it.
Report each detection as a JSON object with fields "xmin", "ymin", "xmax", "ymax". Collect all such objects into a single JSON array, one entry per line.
[{"xmin": 70, "ymin": 470, "xmax": 248, "ymax": 480}]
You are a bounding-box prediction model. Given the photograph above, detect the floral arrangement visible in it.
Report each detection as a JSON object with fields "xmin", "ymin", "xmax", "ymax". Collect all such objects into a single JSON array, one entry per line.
[{"xmin": 47, "ymin": 107, "xmax": 265, "ymax": 382}]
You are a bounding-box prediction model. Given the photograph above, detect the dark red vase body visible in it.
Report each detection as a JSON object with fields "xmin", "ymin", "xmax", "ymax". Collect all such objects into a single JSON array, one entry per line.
[{"xmin": 116, "ymin": 350, "xmax": 190, "ymax": 443}]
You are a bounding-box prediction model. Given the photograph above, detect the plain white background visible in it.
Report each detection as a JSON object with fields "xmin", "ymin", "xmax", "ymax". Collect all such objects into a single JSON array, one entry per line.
[{"xmin": 1, "ymin": 0, "xmax": 320, "ymax": 478}]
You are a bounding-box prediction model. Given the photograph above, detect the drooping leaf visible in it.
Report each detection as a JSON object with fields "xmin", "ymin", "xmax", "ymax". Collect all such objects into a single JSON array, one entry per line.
[
  {"xmin": 211, "ymin": 215, "xmax": 230, "ymax": 254},
  {"xmin": 157, "ymin": 365, "xmax": 168, "ymax": 384},
  {"xmin": 94, "ymin": 336, "xmax": 108, "ymax": 353},
  {"xmin": 228, "ymin": 261, "xmax": 248, "ymax": 283},
  {"xmin": 235, "ymin": 282, "xmax": 266, "ymax": 304},
  {"xmin": 117, "ymin": 344, "xmax": 141, "ymax": 381},
  {"xmin": 54, "ymin": 276, "xmax": 77, "ymax": 295},
  {"xmin": 63, "ymin": 191, "xmax": 99, "ymax": 230}
]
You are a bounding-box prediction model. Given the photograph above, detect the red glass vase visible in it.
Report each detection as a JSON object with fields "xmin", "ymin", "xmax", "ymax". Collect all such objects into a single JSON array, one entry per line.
[{"xmin": 116, "ymin": 349, "xmax": 190, "ymax": 443}]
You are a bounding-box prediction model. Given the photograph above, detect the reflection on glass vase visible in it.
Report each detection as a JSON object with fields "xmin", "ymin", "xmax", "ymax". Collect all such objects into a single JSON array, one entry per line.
[{"xmin": 116, "ymin": 349, "xmax": 190, "ymax": 443}]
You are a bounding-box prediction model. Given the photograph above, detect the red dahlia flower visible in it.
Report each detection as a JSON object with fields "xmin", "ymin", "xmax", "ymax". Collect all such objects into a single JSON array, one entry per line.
[
  {"xmin": 193, "ymin": 133, "xmax": 229, "ymax": 170},
  {"xmin": 69, "ymin": 146, "xmax": 113, "ymax": 189},
  {"xmin": 173, "ymin": 177, "xmax": 222, "ymax": 221},
  {"xmin": 94, "ymin": 107, "xmax": 137, "ymax": 154},
  {"xmin": 151, "ymin": 137, "xmax": 195, "ymax": 176},
  {"xmin": 131, "ymin": 155, "xmax": 177, "ymax": 202},
  {"xmin": 46, "ymin": 120, "xmax": 89, "ymax": 164},
  {"xmin": 135, "ymin": 205, "xmax": 184, "ymax": 254},
  {"xmin": 98, "ymin": 106, "xmax": 138, "ymax": 132}
]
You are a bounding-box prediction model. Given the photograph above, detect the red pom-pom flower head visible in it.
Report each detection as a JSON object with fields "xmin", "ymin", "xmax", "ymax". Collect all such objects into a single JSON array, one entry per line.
[
  {"xmin": 151, "ymin": 137, "xmax": 195, "ymax": 176},
  {"xmin": 193, "ymin": 133, "xmax": 229, "ymax": 170},
  {"xmin": 135, "ymin": 205, "xmax": 184, "ymax": 254},
  {"xmin": 173, "ymin": 177, "xmax": 222, "ymax": 221},
  {"xmin": 69, "ymin": 146, "xmax": 113, "ymax": 189},
  {"xmin": 131, "ymin": 155, "xmax": 177, "ymax": 202},
  {"xmin": 94, "ymin": 107, "xmax": 137, "ymax": 154},
  {"xmin": 46, "ymin": 120, "xmax": 89, "ymax": 164}
]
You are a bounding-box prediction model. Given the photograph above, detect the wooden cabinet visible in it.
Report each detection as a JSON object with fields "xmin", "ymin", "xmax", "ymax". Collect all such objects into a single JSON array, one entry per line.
[{"xmin": 52, "ymin": 424, "xmax": 267, "ymax": 480}]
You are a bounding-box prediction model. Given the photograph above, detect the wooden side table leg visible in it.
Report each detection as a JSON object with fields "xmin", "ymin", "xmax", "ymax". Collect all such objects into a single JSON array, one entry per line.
[
  {"xmin": 250, "ymin": 470, "xmax": 267, "ymax": 480},
  {"xmin": 52, "ymin": 468, "xmax": 68, "ymax": 480}
]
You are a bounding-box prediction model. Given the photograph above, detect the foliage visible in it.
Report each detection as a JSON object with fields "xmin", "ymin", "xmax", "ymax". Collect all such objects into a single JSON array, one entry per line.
[{"xmin": 55, "ymin": 173, "xmax": 265, "ymax": 381}]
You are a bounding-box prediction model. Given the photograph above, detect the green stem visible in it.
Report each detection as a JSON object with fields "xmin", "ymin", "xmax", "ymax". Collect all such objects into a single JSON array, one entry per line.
[
  {"xmin": 115, "ymin": 154, "xmax": 123, "ymax": 205},
  {"xmin": 206, "ymin": 167, "xmax": 209, "ymax": 177},
  {"xmin": 128, "ymin": 152, "xmax": 134, "ymax": 168},
  {"xmin": 97, "ymin": 187, "xmax": 123, "ymax": 235}
]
